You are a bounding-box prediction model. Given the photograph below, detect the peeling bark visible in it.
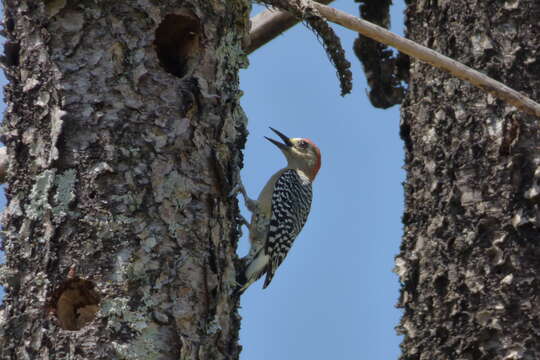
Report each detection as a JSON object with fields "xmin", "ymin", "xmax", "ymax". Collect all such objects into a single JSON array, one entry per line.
[
  {"xmin": 398, "ymin": 0, "xmax": 540, "ymax": 359},
  {"xmin": 0, "ymin": 1, "xmax": 250, "ymax": 359}
]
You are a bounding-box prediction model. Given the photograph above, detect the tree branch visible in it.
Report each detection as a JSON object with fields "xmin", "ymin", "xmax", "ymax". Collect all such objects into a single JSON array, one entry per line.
[
  {"xmin": 313, "ymin": 2, "xmax": 540, "ymax": 118},
  {"xmin": 354, "ymin": 0, "xmax": 408, "ymax": 109},
  {"xmin": 0, "ymin": 4, "xmax": 536, "ymax": 187},
  {"xmin": 247, "ymin": 0, "xmax": 334, "ymax": 55},
  {"xmin": 256, "ymin": 0, "xmax": 352, "ymax": 95}
]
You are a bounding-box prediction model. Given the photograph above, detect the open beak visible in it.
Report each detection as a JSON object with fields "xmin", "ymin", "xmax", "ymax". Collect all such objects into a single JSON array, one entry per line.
[{"xmin": 265, "ymin": 127, "xmax": 293, "ymax": 151}]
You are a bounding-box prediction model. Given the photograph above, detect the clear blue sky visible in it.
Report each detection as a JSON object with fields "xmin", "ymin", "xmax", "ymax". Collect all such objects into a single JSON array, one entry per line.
[
  {"xmin": 238, "ymin": 2, "xmax": 405, "ymax": 359},
  {"xmin": 0, "ymin": 1, "xmax": 406, "ymax": 358}
]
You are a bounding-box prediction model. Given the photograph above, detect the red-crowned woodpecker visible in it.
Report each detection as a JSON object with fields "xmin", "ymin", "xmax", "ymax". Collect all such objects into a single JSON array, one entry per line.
[{"xmin": 235, "ymin": 127, "xmax": 321, "ymax": 293}]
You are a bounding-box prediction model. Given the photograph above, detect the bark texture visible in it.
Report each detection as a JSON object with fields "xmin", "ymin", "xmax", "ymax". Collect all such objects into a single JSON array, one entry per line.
[
  {"xmin": 397, "ymin": 0, "xmax": 540, "ymax": 359},
  {"xmin": 0, "ymin": 0, "xmax": 250, "ymax": 359}
]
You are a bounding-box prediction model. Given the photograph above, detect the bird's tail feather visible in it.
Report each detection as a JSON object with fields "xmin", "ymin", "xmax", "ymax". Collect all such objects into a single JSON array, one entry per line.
[{"xmin": 235, "ymin": 250, "xmax": 269, "ymax": 295}]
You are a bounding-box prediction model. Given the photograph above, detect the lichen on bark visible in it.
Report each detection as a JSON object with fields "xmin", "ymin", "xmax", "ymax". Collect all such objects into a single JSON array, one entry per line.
[{"xmin": 0, "ymin": 0, "xmax": 250, "ymax": 359}]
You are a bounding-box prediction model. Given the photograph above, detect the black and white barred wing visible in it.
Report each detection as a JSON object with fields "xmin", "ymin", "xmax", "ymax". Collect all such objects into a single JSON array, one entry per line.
[{"xmin": 263, "ymin": 169, "xmax": 313, "ymax": 288}]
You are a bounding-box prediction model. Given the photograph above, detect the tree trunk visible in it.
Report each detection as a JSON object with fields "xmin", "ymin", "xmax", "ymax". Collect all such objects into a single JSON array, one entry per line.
[
  {"xmin": 0, "ymin": 1, "xmax": 249, "ymax": 359},
  {"xmin": 397, "ymin": 0, "xmax": 540, "ymax": 359}
]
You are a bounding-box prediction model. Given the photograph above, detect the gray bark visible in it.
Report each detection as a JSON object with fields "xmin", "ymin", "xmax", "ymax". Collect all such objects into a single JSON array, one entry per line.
[
  {"xmin": 0, "ymin": 0, "xmax": 250, "ymax": 359},
  {"xmin": 397, "ymin": 0, "xmax": 540, "ymax": 359}
]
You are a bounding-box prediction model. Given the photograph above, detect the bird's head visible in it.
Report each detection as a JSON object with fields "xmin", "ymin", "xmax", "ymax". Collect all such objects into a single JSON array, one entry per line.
[{"xmin": 265, "ymin": 127, "xmax": 321, "ymax": 181}]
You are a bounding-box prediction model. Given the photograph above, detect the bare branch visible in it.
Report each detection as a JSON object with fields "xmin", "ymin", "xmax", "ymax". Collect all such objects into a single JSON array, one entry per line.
[
  {"xmin": 313, "ymin": 2, "xmax": 540, "ymax": 118},
  {"xmin": 354, "ymin": 0, "xmax": 407, "ymax": 109},
  {"xmin": 247, "ymin": 0, "xmax": 334, "ymax": 55},
  {"xmin": 304, "ymin": 9, "xmax": 352, "ymax": 95}
]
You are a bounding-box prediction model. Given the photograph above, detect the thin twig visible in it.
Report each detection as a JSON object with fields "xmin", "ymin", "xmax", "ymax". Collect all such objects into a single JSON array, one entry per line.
[
  {"xmin": 312, "ymin": 2, "xmax": 540, "ymax": 118},
  {"xmin": 247, "ymin": 0, "xmax": 334, "ymax": 55}
]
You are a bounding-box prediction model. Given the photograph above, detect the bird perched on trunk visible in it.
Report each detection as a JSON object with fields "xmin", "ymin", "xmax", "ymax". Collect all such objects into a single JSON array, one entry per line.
[{"xmin": 233, "ymin": 127, "xmax": 321, "ymax": 293}]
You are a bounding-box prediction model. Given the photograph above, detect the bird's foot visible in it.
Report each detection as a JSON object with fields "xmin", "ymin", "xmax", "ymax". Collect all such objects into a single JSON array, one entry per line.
[
  {"xmin": 238, "ymin": 214, "xmax": 250, "ymax": 227},
  {"xmin": 228, "ymin": 182, "xmax": 243, "ymax": 198},
  {"xmin": 230, "ymin": 182, "xmax": 259, "ymax": 214}
]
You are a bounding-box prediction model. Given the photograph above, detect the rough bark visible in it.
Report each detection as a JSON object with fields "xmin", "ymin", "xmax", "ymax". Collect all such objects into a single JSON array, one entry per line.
[
  {"xmin": 397, "ymin": 0, "xmax": 540, "ymax": 359},
  {"xmin": 0, "ymin": 1, "xmax": 249, "ymax": 359}
]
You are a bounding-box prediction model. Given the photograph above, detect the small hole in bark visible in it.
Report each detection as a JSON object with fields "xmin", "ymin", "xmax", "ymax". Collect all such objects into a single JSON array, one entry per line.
[
  {"xmin": 154, "ymin": 12, "xmax": 201, "ymax": 78},
  {"xmin": 435, "ymin": 326, "xmax": 449, "ymax": 344},
  {"xmin": 434, "ymin": 275, "xmax": 448, "ymax": 296},
  {"xmin": 49, "ymin": 277, "xmax": 100, "ymax": 331},
  {"xmin": 3, "ymin": 41, "xmax": 20, "ymax": 67},
  {"xmin": 5, "ymin": 17, "xmax": 14, "ymax": 32}
]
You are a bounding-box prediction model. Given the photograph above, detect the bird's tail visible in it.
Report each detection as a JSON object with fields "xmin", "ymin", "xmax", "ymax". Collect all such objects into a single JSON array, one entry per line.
[
  {"xmin": 235, "ymin": 250, "xmax": 270, "ymax": 295},
  {"xmin": 262, "ymin": 271, "xmax": 275, "ymax": 289}
]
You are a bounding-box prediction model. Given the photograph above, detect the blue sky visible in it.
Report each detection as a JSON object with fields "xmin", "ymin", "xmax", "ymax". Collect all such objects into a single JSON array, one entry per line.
[
  {"xmin": 0, "ymin": 1, "xmax": 406, "ymax": 358},
  {"xmin": 238, "ymin": 2, "xmax": 405, "ymax": 359}
]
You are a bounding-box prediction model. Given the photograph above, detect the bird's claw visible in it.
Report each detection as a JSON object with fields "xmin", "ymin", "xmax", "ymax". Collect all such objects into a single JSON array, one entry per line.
[
  {"xmin": 228, "ymin": 183, "xmax": 242, "ymax": 198},
  {"xmin": 230, "ymin": 182, "xmax": 259, "ymax": 214},
  {"xmin": 235, "ymin": 215, "xmax": 251, "ymax": 237}
]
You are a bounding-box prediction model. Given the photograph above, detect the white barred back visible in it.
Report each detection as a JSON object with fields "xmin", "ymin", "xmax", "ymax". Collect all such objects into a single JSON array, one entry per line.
[{"xmin": 263, "ymin": 169, "xmax": 313, "ymax": 288}]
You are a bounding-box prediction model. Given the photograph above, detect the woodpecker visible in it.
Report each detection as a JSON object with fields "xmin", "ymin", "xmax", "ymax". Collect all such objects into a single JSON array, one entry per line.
[{"xmin": 235, "ymin": 127, "xmax": 321, "ymax": 293}]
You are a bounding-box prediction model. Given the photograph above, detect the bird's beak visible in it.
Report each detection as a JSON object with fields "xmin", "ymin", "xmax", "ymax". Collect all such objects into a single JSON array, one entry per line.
[{"xmin": 265, "ymin": 127, "xmax": 293, "ymax": 151}]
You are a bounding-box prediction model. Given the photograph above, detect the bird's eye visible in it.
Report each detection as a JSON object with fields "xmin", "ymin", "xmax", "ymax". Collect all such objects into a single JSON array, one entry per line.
[{"xmin": 298, "ymin": 140, "xmax": 308, "ymax": 149}]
